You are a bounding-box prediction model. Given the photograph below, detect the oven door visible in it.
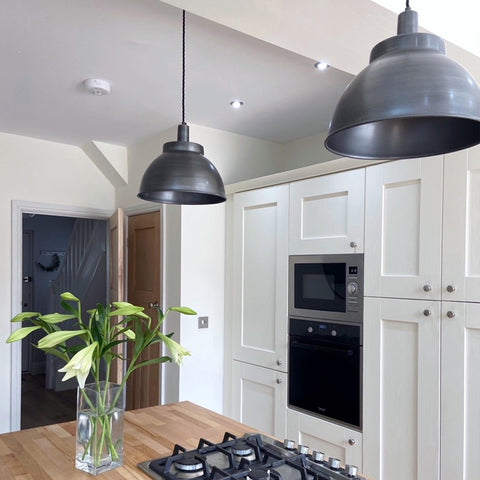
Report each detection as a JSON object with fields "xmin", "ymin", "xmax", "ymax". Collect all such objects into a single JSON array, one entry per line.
[{"xmin": 288, "ymin": 318, "xmax": 362, "ymax": 430}]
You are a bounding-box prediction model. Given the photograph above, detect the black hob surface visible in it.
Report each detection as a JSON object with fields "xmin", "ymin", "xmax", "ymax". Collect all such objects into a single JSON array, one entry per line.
[{"xmin": 138, "ymin": 433, "xmax": 363, "ymax": 480}]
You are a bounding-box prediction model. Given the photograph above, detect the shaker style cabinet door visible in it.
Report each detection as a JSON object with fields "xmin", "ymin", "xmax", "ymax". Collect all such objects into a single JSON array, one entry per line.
[
  {"xmin": 286, "ymin": 409, "xmax": 363, "ymax": 471},
  {"xmin": 442, "ymin": 144, "xmax": 480, "ymax": 302},
  {"xmin": 232, "ymin": 361, "xmax": 287, "ymax": 439},
  {"xmin": 363, "ymin": 297, "xmax": 440, "ymax": 480},
  {"xmin": 232, "ymin": 185, "xmax": 289, "ymax": 371},
  {"xmin": 289, "ymin": 169, "xmax": 365, "ymax": 255},
  {"xmin": 364, "ymin": 156, "xmax": 443, "ymax": 300},
  {"xmin": 441, "ymin": 302, "xmax": 480, "ymax": 480}
]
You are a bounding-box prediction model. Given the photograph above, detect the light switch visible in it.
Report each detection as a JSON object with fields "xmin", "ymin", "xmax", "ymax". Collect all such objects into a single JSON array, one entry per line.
[{"xmin": 198, "ymin": 316, "xmax": 209, "ymax": 329}]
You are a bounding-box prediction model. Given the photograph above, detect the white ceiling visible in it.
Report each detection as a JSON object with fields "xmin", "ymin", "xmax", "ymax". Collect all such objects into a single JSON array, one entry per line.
[{"xmin": 0, "ymin": 0, "xmax": 354, "ymax": 147}]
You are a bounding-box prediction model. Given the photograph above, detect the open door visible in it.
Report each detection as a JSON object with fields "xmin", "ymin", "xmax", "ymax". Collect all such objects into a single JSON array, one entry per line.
[
  {"xmin": 109, "ymin": 208, "xmax": 126, "ymax": 384},
  {"xmin": 126, "ymin": 211, "xmax": 161, "ymax": 410}
]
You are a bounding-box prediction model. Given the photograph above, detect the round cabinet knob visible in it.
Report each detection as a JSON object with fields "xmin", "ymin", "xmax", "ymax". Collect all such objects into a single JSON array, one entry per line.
[
  {"xmin": 276, "ymin": 359, "xmax": 283, "ymax": 366},
  {"xmin": 423, "ymin": 309, "xmax": 432, "ymax": 317},
  {"xmin": 329, "ymin": 458, "xmax": 341, "ymax": 470},
  {"xmin": 311, "ymin": 451, "xmax": 325, "ymax": 463},
  {"xmin": 298, "ymin": 445, "xmax": 309, "ymax": 455},
  {"xmin": 345, "ymin": 465, "xmax": 358, "ymax": 477},
  {"xmin": 283, "ymin": 439, "xmax": 295, "ymax": 450},
  {"xmin": 276, "ymin": 378, "xmax": 282, "ymax": 384},
  {"xmin": 347, "ymin": 282, "xmax": 358, "ymax": 295},
  {"xmin": 148, "ymin": 301, "xmax": 159, "ymax": 308},
  {"xmin": 348, "ymin": 438, "xmax": 357, "ymax": 446},
  {"xmin": 447, "ymin": 311, "xmax": 456, "ymax": 319},
  {"xmin": 423, "ymin": 284, "xmax": 432, "ymax": 292},
  {"xmin": 349, "ymin": 241, "xmax": 357, "ymax": 248},
  {"xmin": 447, "ymin": 285, "xmax": 456, "ymax": 293}
]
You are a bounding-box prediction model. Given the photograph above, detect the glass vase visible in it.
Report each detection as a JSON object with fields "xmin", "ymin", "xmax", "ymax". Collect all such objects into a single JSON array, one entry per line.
[{"xmin": 75, "ymin": 381, "xmax": 125, "ymax": 475}]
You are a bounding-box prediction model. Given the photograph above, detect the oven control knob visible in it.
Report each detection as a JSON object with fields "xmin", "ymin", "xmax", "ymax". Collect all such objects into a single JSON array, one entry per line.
[
  {"xmin": 329, "ymin": 458, "xmax": 341, "ymax": 470},
  {"xmin": 345, "ymin": 465, "xmax": 358, "ymax": 477},
  {"xmin": 298, "ymin": 444, "xmax": 309, "ymax": 455},
  {"xmin": 347, "ymin": 282, "xmax": 358, "ymax": 295},
  {"xmin": 312, "ymin": 451, "xmax": 325, "ymax": 463},
  {"xmin": 283, "ymin": 439, "xmax": 295, "ymax": 450}
]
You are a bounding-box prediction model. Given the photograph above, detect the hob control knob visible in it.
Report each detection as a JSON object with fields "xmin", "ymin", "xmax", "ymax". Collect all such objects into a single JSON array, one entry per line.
[
  {"xmin": 312, "ymin": 451, "xmax": 325, "ymax": 463},
  {"xmin": 329, "ymin": 458, "xmax": 341, "ymax": 470},
  {"xmin": 298, "ymin": 445, "xmax": 309, "ymax": 455},
  {"xmin": 347, "ymin": 282, "xmax": 358, "ymax": 295},
  {"xmin": 345, "ymin": 465, "xmax": 358, "ymax": 477},
  {"xmin": 283, "ymin": 439, "xmax": 295, "ymax": 450}
]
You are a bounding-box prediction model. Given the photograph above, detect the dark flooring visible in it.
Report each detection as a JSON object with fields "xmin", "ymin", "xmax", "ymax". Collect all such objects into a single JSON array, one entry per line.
[{"xmin": 21, "ymin": 373, "xmax": 77, "ymax": 429}]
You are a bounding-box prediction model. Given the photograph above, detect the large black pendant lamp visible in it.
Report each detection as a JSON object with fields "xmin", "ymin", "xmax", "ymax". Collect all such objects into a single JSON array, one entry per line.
[
  {"xmin": 325, "ymin": 1, "xmax": 480, "ymax": 160},
  {"xmin": 138, "ymin": 10, "xmax": 226, "ymax": 205}
]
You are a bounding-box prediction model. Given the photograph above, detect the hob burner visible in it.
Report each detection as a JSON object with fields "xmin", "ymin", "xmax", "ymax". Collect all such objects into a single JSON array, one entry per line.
[
  {"xmin": 231, "ymin": 440, "xmax": 253, "ymax": 457},
  {"xmin": 174, "ymin": 454, "xmax": 205, "ymax": 472},
  {"xmin": 247, "ymin": 469, "xmax": 270, "ymax": 480}
]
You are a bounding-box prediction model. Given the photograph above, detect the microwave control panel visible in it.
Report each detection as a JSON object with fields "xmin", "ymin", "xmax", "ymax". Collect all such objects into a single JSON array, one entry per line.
[{"xmin": 346, "ymin": 264, "xmax": 361, "ymax": 312}]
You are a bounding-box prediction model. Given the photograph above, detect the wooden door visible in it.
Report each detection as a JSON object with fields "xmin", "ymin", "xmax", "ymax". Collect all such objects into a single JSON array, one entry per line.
[
  {"xmin": 109, "ymin": 208, "xmax": 125, "ymax": 384},
  {"xmin": 232, "ymin": 185, "xmax": 289, "ymax": 371},
  {"xmin": 364, "ymin": 156, "xmax": 443, "ymax": 300},
  {"xmin": 363, "ymin": 297, "xmax": 440, "ymax": 480},
  {"xmin": 289, "ymin": 168, "xmax": 365, "ymax": 254},
  {"xmin": 287, "ymin": 409, "xmax": 363, "ymax": 471},
  {"xmin": 126, "ymin": 211, "xmax": 161, "ymax": 410},
  {"xmin": 441, "ymin": 301, "xmax": 480, "ymax": 480},
  {"xmin": 231, "ymin": 360, "xmax": 287, "ymax": 438},
  {"xmin": 443, "ymin": 144, "xmax": 480, "ymax": 302}
]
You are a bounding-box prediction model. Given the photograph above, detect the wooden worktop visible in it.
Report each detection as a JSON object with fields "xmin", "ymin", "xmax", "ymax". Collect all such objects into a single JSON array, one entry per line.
[{"xmin": 0, "ymin": 401, "xmax": 253, "ymax": 480}]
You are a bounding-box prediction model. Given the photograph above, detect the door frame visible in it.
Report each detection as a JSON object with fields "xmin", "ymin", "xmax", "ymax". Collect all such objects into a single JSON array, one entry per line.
[{"xmin": 10, "ymin": 200, "xmax": 113, "ymax": 431}]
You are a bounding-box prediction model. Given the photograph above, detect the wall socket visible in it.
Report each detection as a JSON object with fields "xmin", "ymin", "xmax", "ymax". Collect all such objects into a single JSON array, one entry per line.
[{"xmin": 198, "ymin": 316, "xmax": 209, "ymax": 329}]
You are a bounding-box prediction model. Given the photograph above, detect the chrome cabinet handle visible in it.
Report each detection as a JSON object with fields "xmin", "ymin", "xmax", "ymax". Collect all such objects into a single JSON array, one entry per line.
[
  {"xmin": 423, "ymin": 284, "xmax": 432, "ymax": 292},
  {"xmin": 446, "ymin": 285, "xmax": 456, "ymax": 293},
  {"xmin": 349, "ymin": 241, "xmax": 357, "ymax": 248},
  {"xmin": 148, "ymin": 301, "xmax": 159, "ymax": 308},
  {"xmin": 348, "ymin": 438, "xmax": 356, "ymax": 446},
  {"xmin": 276, "ymin": 359, "xmax": 283, "ymax": 366},
  {"xmin": 423, "ymin": 309, "xmax": 432, "ymax": 317},
  {"xmin": 447, "ymin": 311, "xmax": 456, "ymax": 319},
  {"xmin": 276, "ymin": 378, "xmax": 282, "ymax": 384}
]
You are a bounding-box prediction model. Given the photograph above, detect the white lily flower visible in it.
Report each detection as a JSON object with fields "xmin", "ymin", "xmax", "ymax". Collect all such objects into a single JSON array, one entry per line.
[
  {"xmin": 158, "ymin": 333, "xmax": 190, "ymax": 364},
  {"xmin": 58, "ymin": 342, "xmax": 98, "ymax": 389}
]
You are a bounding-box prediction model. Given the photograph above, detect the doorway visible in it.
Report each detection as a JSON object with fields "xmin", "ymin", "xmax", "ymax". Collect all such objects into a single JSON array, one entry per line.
[{"xmin": 20, "ymin": 213, "xmax": 107, "ymax": 429}]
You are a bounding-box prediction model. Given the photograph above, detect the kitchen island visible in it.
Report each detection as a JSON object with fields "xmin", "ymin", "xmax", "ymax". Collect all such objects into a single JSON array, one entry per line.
[{"xmin": 0, "ymin": 401, "xmax": 252, "ymax": 479}]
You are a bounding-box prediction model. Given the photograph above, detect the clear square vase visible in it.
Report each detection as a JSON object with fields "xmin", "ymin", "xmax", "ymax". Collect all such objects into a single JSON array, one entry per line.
[{"xmin": 75, "ymin": 382, "xmax": 125, "ymax": 475}]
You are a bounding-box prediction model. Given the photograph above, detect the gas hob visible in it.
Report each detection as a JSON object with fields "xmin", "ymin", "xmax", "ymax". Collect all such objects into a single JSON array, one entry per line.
[{"xmin": 138, "ymin": 432, "xmax": 363, "ymax": 480}]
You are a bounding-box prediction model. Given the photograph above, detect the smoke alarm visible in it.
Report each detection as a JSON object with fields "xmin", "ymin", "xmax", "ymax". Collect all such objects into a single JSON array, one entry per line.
[{"xmin": 83, "ymin": 78, "xmax": 111, "ymax": 96}]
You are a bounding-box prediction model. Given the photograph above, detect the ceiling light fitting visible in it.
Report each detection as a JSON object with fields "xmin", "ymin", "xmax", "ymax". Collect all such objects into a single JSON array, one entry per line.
[
  {"xmin": 83, "ymin": 78, "xmax": 111, "ymax": 96},
  {"xmin": 314, "ymin": 61, "xmax": 329, "ymax": 71},
  {"xmin": 325, "ymin": 1, "xmax": 480, "ymax": 160},
  {"xmin": 138, "ymin": 10, "xmax": 226, "ymax": 205},
  {"xmin": 230, "ymin": 100, "xmax": 244, "ymax": 109}
]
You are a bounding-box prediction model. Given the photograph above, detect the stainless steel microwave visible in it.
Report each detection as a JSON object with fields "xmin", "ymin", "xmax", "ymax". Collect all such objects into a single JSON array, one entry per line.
[{"xmin": 289, "ymin": 253, "xmax": 364, "ymax": 323}]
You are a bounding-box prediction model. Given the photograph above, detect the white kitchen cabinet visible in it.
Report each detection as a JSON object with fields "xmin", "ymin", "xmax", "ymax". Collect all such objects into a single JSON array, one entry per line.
[
  {"xmin": 442, "ymin": 144, "xmax": 480, "ymax": 303},
  {"xmin": 232, "ymin": 185, "xmax": 289, "ymax": 371},
  {"xmin": 289, "ymin": 169, "xmax": 365, "ymax": 255},
  {"xmin": 363, "ymin": 297, "xmax": 440, "ymax": 480},
  {"xmin": 287, "ymin": 409, "xmax": 363, "ymax": 471},
  {"xmin": 232, "ymin": 361, "xmax": 287, "ymax": 439},
  {"xmin": 441, "ymin": 301, "xmax": 480, "ymax": 480},
  {"xmin": 364, "ymin": 156, "xmax": 443, "ymax": 300}
]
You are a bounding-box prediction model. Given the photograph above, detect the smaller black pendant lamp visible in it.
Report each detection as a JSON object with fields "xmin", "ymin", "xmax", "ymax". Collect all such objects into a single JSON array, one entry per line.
[
  {"xmin": 138, "ymin": 10, "xmax": 226, "ymax": 205},
  {"xmin": 325, "ymin": 1, "xmax": 480, "ymax": 160}
]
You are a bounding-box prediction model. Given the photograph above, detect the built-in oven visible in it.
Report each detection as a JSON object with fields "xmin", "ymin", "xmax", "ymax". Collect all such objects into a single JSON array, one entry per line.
[
  {"xmin": 289, "ymin": 254, "xmax": 364, "ymax": 323},
  {"xmin": 288, "ymin": 317, "xmax": 362, "ymax": 430}
]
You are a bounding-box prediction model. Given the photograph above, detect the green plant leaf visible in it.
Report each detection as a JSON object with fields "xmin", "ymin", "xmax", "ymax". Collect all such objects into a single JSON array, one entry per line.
[
  {"xmin": 10, "ymin": 312, "xmax": 41, "ymax": 323},
  {"xmin": 101, "ymin": 339, "xmax": 127, "ymax": 356},
  {"xmin": 60, "ymin": 301, "xmax": 79, "ymax": 317},
  {"xmin": 109, "ymin": 305, "xmax": 146, "ymax": 317},
  {"xmin": 60, "ymin": 292, "xmax": 80, "ymax": 302},
  {"xmin": 123, "ymin": 329, "xmax": 135, "ymax": 340},
  {"xmin": 130, "ymin": 356, "xmax": 171, "ymax": 372},
  {"xmin": 112, "ymin": 301, "xmax": 134, "ymax": 308},
  {"xmin": 37, "ymin": 330, "xmax": 84, "ymax": 349},
  {"xmin": 39, "ymin": 313, "xmax": 76, "ymax": 324},
  {"xmin": 6, "ymin": 326, "xmax": 42, "ymax": 343},
  {"xmin": 170, "ymin": 306, "xmax": 197, "ymax": 315}
]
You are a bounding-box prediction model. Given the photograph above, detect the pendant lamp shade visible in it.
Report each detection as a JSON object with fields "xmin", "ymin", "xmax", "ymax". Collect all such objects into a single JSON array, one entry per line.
[
  {"xmin": 138, "ymin": 124, "xmax": 225, "ymax": 204},
  {"xmin": 138, "ymin": 10, "xmax": 226, "ymax": 205},
  {"xmin": 325, "ymin": 7, "xmax": 480, "ymax": 160}
]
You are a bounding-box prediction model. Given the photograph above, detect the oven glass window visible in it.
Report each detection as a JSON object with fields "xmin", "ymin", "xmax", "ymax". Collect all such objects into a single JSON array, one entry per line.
[{"xmin": 295, "ymin": 263, "xmax": 345, "ymax": 312}]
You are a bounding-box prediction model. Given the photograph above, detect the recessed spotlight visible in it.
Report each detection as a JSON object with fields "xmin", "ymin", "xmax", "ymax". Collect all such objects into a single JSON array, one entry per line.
[
  {"xmin": 230, "ymin": 100, "xmax": 244, "ymax": 109},
  {"xmin": 83, "ymin": 78, "xmax": 111, "ymax": 96},
  {"xmin": 314, "ymin": 61, "xmax": 329, "ymax": 71}
]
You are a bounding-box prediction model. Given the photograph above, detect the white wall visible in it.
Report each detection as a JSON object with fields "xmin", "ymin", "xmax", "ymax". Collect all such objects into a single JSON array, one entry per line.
[{"xmin": 0, "ymin": 132, "xmax": 115, "ymax": 433}]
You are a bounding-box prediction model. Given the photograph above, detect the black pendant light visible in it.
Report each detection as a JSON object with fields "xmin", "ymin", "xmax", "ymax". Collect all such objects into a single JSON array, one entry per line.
[
  {"xmin": 325, "ymin": 1, "xmax": 480, "ymax": 160},
  {"xmin": 138, "ymin": 10, "xmax": 226, "ymax": 205}
]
